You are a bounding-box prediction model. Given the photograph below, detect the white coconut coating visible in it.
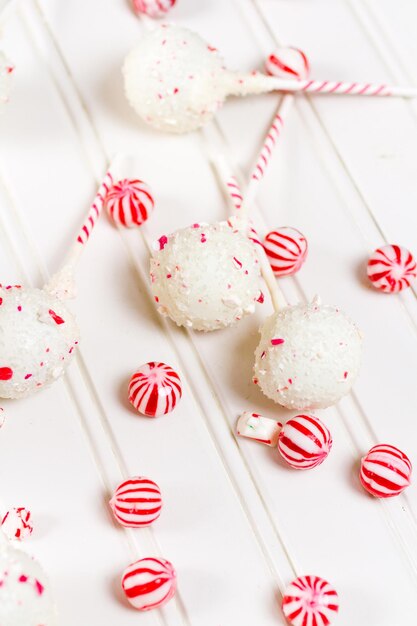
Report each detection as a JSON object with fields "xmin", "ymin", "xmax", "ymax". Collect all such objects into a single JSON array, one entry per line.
[
  {"xmin": 150, "ymin": 221, "xmax": 263, "ymax": 331},
  {"xmin": 123, "ymin": 24, "xmax": 231, "ymax": 133},
  {"xmin": 0, "ymin": 541, "xmax": 57, "ymax": 626},
  {"xmin": 0, "ymin": 286, "xmax": 79, "ymax": 399},
  {"xmin": 254, "ymin": 302, "xmax": 362, "ymax": 410}
]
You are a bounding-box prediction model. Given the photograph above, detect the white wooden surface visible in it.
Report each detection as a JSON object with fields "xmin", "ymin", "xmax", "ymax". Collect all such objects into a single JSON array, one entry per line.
[{"xmin": 0, "ymin": 0, "xmax": 417, "ymax": 624}]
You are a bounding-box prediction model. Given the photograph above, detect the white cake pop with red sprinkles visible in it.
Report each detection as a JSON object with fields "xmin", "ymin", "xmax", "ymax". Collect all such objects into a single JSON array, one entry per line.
[
  {"xmin": 254, "ymin": 300, "xmax": 362, "ymax": 410},
  {"xmin": 123, "ymin": 24, "xmax": 230, "ymax": 133},
  {"xmin": 0, "ymin": 285, "xmax": 79, "ymax": 399},
  {"xmin": 0, "ymin": 533, "xmax": 57, "ymax": 625},
  {"xmin": 150, "ymin": 220, "xmax": 262, "ymax": 331}
]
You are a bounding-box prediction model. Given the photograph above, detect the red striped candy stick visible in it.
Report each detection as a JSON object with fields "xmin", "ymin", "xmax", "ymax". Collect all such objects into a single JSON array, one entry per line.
[
  {"xmin": 215, "ymin": 156, "xmax": 287, "ymax": 312},
  {"xmin": 44, "ymin": 157, "xmax": 122, "ymax": 299},
  {"xmin": 230, "ymin": 47, "xmax": 310, "ymax": 218},
  {"xmin": 229, "ymin": 72, "xmax": 417, "ymax": 98}
]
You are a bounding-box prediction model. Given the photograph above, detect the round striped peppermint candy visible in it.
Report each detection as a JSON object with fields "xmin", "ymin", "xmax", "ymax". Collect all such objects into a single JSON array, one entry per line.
[
  {"xmin": 367, "ymin": 244, "xmax": 416, "ymax": 293},
  {"xmin": 265, "ymin": 47, "xmax": 310, "ymax": 80},
  {"xmin": 360, "ymin": 444, "xmax": 412, "ymax": 498},
  {"xmin": 282, "ymin": 575, "xmax": 339, "ymax": 626},
  {"xmin": 122, "ymin": 557, "xmax": 177, "ymax": 611},
  {"xmin": 110, "ymin": 477, "xmax": 162, "ymax": 528},
  {"xmin": 278, "ymin": 414, "xmax": 332, "ymax": 470},
  {"xmin": 1, "ymin": 507, "xmax": 33, "ymax": 541},
  {"xmin": 105, "ymin": 178, "xmax": 154, "ymax": 228},
  {"xmin": 128, "ymin": 362, "xmax": 182, "ymax": 417},
  {"xmin": 264, "ymin": 227, "xmax": 308, "ymax": 277},
  {"xmin": 132, "ymin": 0, "xmax": 176, "ymax": 18}
]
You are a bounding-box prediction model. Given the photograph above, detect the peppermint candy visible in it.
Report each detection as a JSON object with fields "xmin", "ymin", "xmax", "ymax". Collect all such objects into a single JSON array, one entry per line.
[
  {"xmin": 132, "ymin": 0, "xmax": 176, "ymax": 18},
  {"xmin": 237, "ymin": 411, "xmax": 281, "ymax": 447},
  {"xmin": 265, "ymin": 47, "xmax": 310, "ymax": 80},
  {"xmin": 282, "ymin": 575, "xmax": 339, "ymax": 626},
  {"xmin": 264, "ymin": 227, "xmax": 308, "ymax": 276},
  {"xmin": 128, "ymin": 362, "xmax": 182, "ymax": 417},
  {"xmin": 110, "ymin": 477, "xmax": 162, "ymax": 527},
  {"xmin": 278, "ymin": 415, "xmax": 332, "ymax": 470},
  {"xmin": 360, "ymin": 444, "xmax": 412, "ymax": 498},
  {"xmin": 122, "ymin": 557, "xmax": 177, "ymax": 611},
  {"xmin": 1, "ymin": 507, "xmax": 33, "ymax": 541},
  {"xmin": 367, "ymin": 244, "xmax": 416, "ymax": 293},
  {"xmin": 106, "ymin": 179, "xmax": 154, "ymax": 228}
]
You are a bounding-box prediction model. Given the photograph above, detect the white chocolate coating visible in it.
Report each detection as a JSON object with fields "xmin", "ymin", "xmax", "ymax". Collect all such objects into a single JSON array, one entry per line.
[
  {"xmin": 123, "ymin": 24, "xmax": 233, "ymax": 133},
  {"xmin": 0, "ymin": 540, "xmax": 57, "ymax": 625},
  {"xmin": 0, "ymin": 286, "xmax": 79, "ymax": 399},
  {"xmin": 150, "ymin": 220, "xmax": 262, "ymax": 331},
  {"xmin": 254, "ymin": 302, "xmax": 362, "ymax": 410}
]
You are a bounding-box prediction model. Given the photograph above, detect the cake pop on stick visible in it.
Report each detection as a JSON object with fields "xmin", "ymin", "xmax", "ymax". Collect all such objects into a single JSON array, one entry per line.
[
  {"xmin": 0, "ymin": 159, "xmax": 121, "ymax": 399},
  {"xmin": 215, "ymin": 156, "xmax": 363, "ymax": 411},
  {"xmin": 123, "ymin": 25, "xmax": 417, "ymax": 133}
]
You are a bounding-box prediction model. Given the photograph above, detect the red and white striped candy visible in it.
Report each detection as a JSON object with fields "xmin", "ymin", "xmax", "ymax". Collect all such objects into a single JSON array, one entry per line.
[
  {"xmin": 110, "ymin": 477, "xmax": 162, "ymax": 527},
  {"xmin": 106, "ymin": 179, "xmax": 154, "ymax": 228},
  {"xmin": 132, "ymin": 0, "xmax": 176, "ymax": 18},
  {"xmin": 122, "ymin": 557, "xmax": 177, "ymax": 611},
  {"xmin": 282, "ymin": 575, "xmax": 339, "ymax": 626},
  {"xmin": 360, "ymin": 444, "xmax": 412, "ymax": 498},
  {"xmin": 128, "ymin": 362, "xmax": 182, "ymax": 417},
  {"xmin": 367, "ymin": 244, "xmax": 416, "ymax": 293},
  {"xmin": 265, "ymin": 47, "xmax": 310, "ymax": 81},
  {"xmin": 1, "ymin": 507, "xmax": 33, "ymax": 541},
  {"xmin": 264, "ymin": 227, "xmax": 308, "ymax": 276},
  {"xmin": 278, "ymin": 415, "xmax": 332, "ymax": 470}
]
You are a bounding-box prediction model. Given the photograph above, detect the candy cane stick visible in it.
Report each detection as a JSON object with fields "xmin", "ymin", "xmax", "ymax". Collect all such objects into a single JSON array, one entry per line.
[
  {"xmin": 215, "ymin": 155, "xmax": 287, "ymax": 311},
  {"xmin": 45, "ymin": 156, "xmax": 122, "ymax": 299},
  {"xmin": 238, "ymin": 96, "xmax": 290, "ymax": 219},
  {"xmin": 232, "ymin": 48, "xmax": 310, "ymax": 217}
]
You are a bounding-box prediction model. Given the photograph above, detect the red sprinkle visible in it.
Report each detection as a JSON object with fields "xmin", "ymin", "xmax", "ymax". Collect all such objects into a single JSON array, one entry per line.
[
  {"xmin": 158, "ymin": 235, "xmax": 168, "ymax": 250},
  {"xmin": 49, "ymin": 309, "xmax": 65, "ymax": 325},
  {"xmin": 271, "ymin": 338, "xmax": 285, "ymax": 346},
  {"xmin": 0, "ymin": 367, "xmax": 13, "ymax": 381}
]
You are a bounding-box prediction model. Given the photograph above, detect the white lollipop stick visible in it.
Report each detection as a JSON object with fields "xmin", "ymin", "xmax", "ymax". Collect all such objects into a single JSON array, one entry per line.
[{"xmin": 45, "ymin": 157, "xmax": 122, "ymax": 299}]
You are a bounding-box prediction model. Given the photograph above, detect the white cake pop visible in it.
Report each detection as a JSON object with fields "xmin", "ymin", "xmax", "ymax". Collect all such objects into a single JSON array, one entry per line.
[
  {"xmin": 0, "ymin": 286, "xmax": 79, "ymax": 399},
  {"xmin": 123, "ymin": 25, "xmax": 417, "ymax": 134},
  {"xmin": 0, "ymin": 533, "xmax": 57, "ymax": 625},
  {"xmin": 254, "ymin": 301, "xmax": 362, "ymax": 410},
  {"xmin": 0, "ymin": 166, "xmax": 120, "ymax": 401},
  {"xmin": 150, "ymin": 220, "xmax": 263, "ymax": 331}
]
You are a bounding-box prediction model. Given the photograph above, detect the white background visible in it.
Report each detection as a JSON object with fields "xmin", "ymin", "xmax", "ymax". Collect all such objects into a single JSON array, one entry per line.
[{"xmin": 1, "ymin": 1, "xmax": 417, "ymax": 624}]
